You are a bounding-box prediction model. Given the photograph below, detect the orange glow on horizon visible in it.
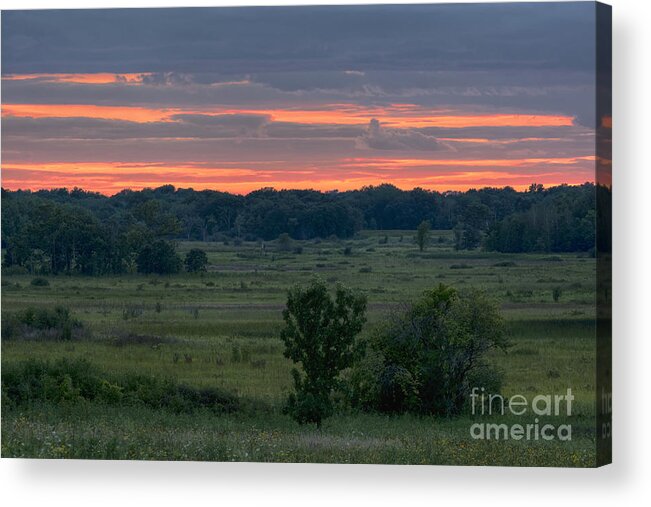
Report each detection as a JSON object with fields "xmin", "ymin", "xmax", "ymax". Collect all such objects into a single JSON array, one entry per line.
[
  {"xmin": 0, "ymin": 176, "xmax": 592, "ymax": 196},
  {"xmin": 2, "ymin": 159, "xmax": 595, "ymax": 196}
]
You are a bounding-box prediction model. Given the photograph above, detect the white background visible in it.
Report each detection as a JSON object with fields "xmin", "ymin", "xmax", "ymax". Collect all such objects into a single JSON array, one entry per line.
[{"xmin": 0, "ymin": 0, "xmax": 649, "ymax": 505}]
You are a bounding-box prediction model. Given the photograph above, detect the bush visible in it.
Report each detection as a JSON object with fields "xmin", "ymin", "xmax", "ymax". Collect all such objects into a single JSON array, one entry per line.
[
  {"xmin": 1, "ymin": 306, "xmax": 83, "ymax": 341},
  {"xmin": 184, "ymin": 248, "xmax": 208, "ymax": 273},
  {"xmin": 350, "ymin": 284, "xmax": 508, "ymax": 416},
  {"xmin": 286, "ymin": 388, "xmax": 333, "ymax": 426},
  {"xmin": 136, "ymin": 240, "xmax": 182, "ymax": 274},
  {"xmin": 110, "ymin": 332, "xmax": 177, "ymax": 347},
  {"xmin": 416, "ymin": 220, "xmax": 431, "ymax": 252},
  {"xmin": 122, "ymin": 304, "xmax": 144, "ymax": 320},
  {"xmin": 2, "ymin": 265, "xmax": 29, "ymax": 276},
  {"xmin": 552, "ymin": 287, "xmax": 563, "ymax": 302},
  {"xmin": 277, "ymin": 233, "xmax": 292, "ymax": 252},
  {"xmin": 1, "ymin": 358, "xmax": 239, "ymax": 414},
  {"xmin": 231, "ymin": 344, "xmax": 243, "ymax": 363},
  {"xmin": 30, "ymin": 277, "xmax": 49, "ymax": 287}
]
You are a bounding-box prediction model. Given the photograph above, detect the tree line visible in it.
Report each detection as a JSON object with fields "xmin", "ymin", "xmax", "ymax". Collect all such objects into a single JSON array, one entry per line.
[{"xmin": 1, "ymin": 182, "xmax": 603, "ymax": 274}]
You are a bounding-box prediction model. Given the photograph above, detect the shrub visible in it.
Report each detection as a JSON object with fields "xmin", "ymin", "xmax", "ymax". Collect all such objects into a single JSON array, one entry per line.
[
  {"xmin": 110, "ymin": 333, "xmax": 177, "ymax": 347},
  {"xmin": 241, "ymin": 346, "xmax": 252, "ymax": 363},
  {"xmin": 184, "ymin": 248, "xmax": 208, "ymax": 273},
  {"xmin": 1, "ymin": 358, "xmax": 239, "ymax": 414},
  {"xmin": 136, "ymin": 240, "xmax": 182, "ymax": 274},
  {"xmin": 552, "ymin": 287, "xmax": 563, "ymax": 302},
  {"xmin": 1, "ymin": 306, "xmax": 83, "ymax": 341},
  {"xmin": 231, "ymin": 344, "xmax": 243, "ymax": 363},
  {"xmin": 277, "ymin": 233, "xmax": 292, "ymax": 252},
  {"xmin": 2, "ymin": 265, "xmax": 29, "ymax": 275},
  {"xmin": 30, "ymin": 277, "xmax": 49, "ymax": 287},
  {"xmin": 416, "ymin": 220, "xmax": 431, "ymax": 252},
  {"xmin": 350, "ymin": 284, "xmax": 509, "ymax": 416},
  {"xmin": 122, "ymin": 304, "xmax": 144, "ymax": 320}
]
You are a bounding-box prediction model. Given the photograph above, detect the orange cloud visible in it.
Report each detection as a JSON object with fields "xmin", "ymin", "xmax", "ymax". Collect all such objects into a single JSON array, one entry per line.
[
  {"xmin": 438, "ymin": 137, "xmax": 565, "ymax": 144},
  {"xmin": 2, "ymin": 104, "xmax": 171, "ymax": 122},
  {"xmin": 2, "ymin": 73, "xmax": 150, "ymax": 84},
  {"xmin": 2, "ymin": 103, "xmax": 574, "ymax": 128},
  {"xmin": 341, "ymin": 156, "xmax": 596, "ymax": 169}
]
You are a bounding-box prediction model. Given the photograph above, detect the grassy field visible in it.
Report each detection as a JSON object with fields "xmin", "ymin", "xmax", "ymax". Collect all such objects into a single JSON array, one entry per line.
[{"xmin": 1, "ymin": 230, "xmax": 598, "ymax": 466}]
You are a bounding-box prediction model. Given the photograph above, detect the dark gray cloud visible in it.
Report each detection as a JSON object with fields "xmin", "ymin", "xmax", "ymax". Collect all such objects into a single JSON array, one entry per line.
[
  {"xmin": 2, "ymin": 4, "xmax": 595, "ymax": 75},
  {"xmin": 2, "ymin": 4, "xmax": 598, "ymax": 124},
  {"xmin": 0, "ymin": 70, "xmax": 595, "ymax": 127},
  {"xmin": 2, "ymin": 116, "xmax": 592, "ymax": 166},
  {"xmin": 1, "ymin": 115, "xmax": 271, "ymax": 140}
]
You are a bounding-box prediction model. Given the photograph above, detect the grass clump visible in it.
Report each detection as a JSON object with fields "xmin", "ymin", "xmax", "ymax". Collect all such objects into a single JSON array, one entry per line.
[
  {"xmin": 110, "ymin": 332, "xmax": 178, "ymax": 348},
  {"xmin": 493, "ymin": 261, "xmax": 517, "ymax": 267},
  {"xmin": 540, "ymin": 255, "xmax": 564, "ymax": 262}
]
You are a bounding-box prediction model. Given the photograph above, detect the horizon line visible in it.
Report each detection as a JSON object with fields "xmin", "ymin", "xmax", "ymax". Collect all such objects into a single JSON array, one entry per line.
[{"xmin": 2, "ymin": 181, "xmax": 600, "ymax": 199}]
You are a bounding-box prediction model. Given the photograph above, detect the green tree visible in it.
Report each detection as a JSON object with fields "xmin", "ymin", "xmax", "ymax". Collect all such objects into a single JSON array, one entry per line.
[
  {"xmin": 280, "ymin": 279, "xmax": 367, "ymax": 427},
  {"xmin": 276, "ymin": 232, "xmax": 292, "ymax": 252},
  {"xmin": 184, "ymin": 248, "xmax": 208, "ymax": 273},
  {"xmin": 351, "ymin": 284, "xmax": 509, "ymax": 416},
  {"xmin": 136, "ymin": 240, "xmax": 181, "ymax": 274},
  {"xmin": 416, "ymin": 220, "xmax": 431, "ymax": 252}
]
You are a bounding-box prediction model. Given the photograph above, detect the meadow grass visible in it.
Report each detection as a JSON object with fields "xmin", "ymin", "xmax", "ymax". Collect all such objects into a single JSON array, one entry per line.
[{"xmin": 1, "ymin": 230, "xmax": 598, "ymax": 465}]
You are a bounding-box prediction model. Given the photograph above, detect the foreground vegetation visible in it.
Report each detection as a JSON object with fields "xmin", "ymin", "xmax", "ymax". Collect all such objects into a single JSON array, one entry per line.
[{"xmin": 1, "ymin": 230, "xmax": 598, "ymax": 465}]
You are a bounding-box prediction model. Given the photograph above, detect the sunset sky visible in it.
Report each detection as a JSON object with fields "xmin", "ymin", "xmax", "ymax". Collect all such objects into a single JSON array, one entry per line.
[{"xmin": 1, "ymin": 3, "xmax": 601, "ymax": 195}]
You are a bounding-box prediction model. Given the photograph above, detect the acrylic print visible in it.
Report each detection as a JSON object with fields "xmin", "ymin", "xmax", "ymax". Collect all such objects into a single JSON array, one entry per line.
[{"xmin": 0, "ymin": 2, "xmax": 612, "ymax": 466}]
